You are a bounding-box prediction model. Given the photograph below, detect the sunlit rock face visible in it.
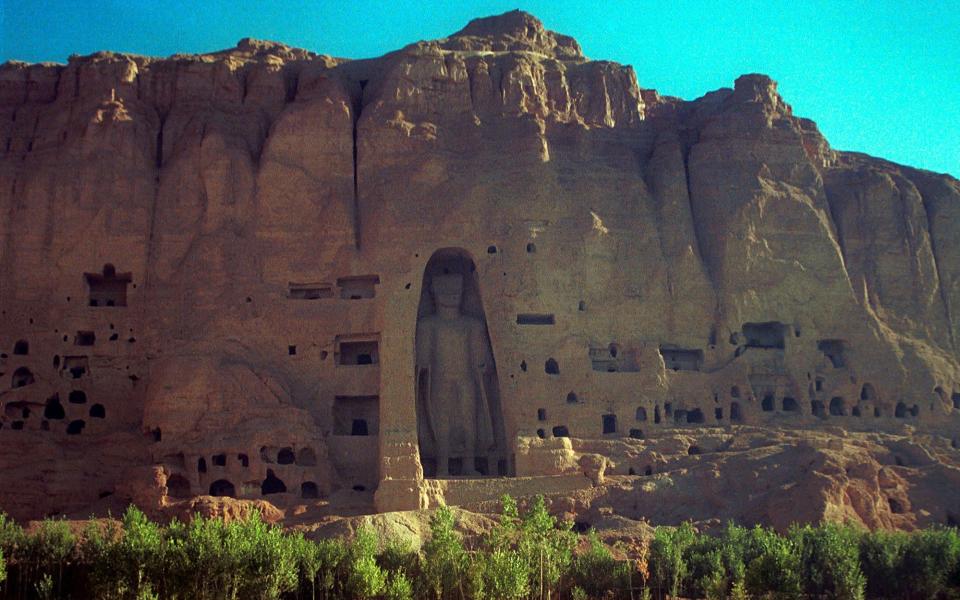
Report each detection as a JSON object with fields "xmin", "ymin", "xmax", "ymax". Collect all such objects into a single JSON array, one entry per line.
[{"xmin": 1, "ymin": 10, "xmax": 959, "ymax": 531}]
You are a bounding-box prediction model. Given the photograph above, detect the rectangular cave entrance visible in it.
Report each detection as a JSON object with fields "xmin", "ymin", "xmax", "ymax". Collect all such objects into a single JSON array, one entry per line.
[
  {"xmin": 337, "ymin": 275, "xmax": 379, "ymax": 299},
  {"xmin": 61, "ymin": 356, "xmax": 89, "ymax": 379},
  {"xmin": 288, "ymin": 282, "xmax": 333, "ymax": 299},
  {"xmin": 328, "ymin": 395, "xmax": 380, "ymax": 494},
  {"xmin": 589, "ymin": 343, "xmax": 640, "ymax": 372},
  {"xmin": 85, "ymin": 264, "xmax": 131, "ymax": 307},
  {"xmin": 336, "ymin": 336, "xmax": 379, "ymax": 366},
  {"xmin": 742, "ymin": 322, "xmax": 786, "ymax": 349},
  {"xmin": 333, "ymin": 395, "xmax": 379, "ymax": 436},
  {"xmin": 516, "ymin": 313, "xmax": 555, "ymax": 325},
  {"xmin": 659, "ymin": 347, "xmax": 703, "ymax": 372},
  {"xmin": 817, "ymin": 339, "xmax": 847, "ymax": 368}
]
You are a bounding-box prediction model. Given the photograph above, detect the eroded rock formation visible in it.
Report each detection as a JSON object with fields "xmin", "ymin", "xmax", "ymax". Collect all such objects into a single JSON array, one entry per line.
[{"xmin": 1, "ymin": 11, "xmax": 959, "ymax": 532}]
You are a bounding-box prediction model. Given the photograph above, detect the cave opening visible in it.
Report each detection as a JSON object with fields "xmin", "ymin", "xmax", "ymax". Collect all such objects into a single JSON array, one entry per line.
[
  {"xmin": 166, "ymin": 474, "xmax": 191, "ymax": 499},
  {"xmin": 829, "ymin": 397, "xmax": 846, "ymax": 416},
  {"xmin": 261, "ymin": 470, "xmax": 287, "ymax": 495},
  {"xmin": 602, "ymin": 414, "xmax": 617, "ymax": 434},
  {"xmin": 209, "ymin": 479, "xmax": 235, "ymax": 497},
  {"xmin": 301, "ymin": 482, "xmax": 319, "ymax": 499}
]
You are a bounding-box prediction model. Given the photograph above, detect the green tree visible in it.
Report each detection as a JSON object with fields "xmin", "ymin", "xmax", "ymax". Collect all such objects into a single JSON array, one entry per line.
[
  {"xmin": 516, "ymin": 496, "xmax": 576, "ymax": 600},
  {"xmin": 697, "ymin": 550, "xmax": 727, "ymax": 600},
  {"xmin": 79, "ymin": 519, "xmax": 122, "ymax": 598},
  {"xmin": 345, "ymin": 527, "xmax": 387, "ymax": 599},
  {"xmin": 743, "ymin": 526, "xmax": 801, "ymax": 600},
  {"xmin": 28, "ymin": 517, "xmax": 77, "ymax": 598},
  {"xmin": 481, "ymin": 548, "xmax": 529, "ymax": 600},
  {"xmin": 649, "ymin": 522, "xmax": 696, "ymax": 600},
  {"xmin": 717, "ymin": 522, "xmax": 750, "ymax": 590},
  {"xmin": 290, "ymin": 534, "xmax": 321, "ymax": 600},
  {"xmin": 569, "ymin": 530, "xmax": 629, "ymax": 598},
  {"xmin": 683, "ymin": 532, "xmax": 724, "ymax": 599},
  {"xmin": 473, "ymin": 495, "xmax": 530, "ymax": 600},
  {"xmin": 316, "ymin": 538, "xmax": 349, "ymax": 599},
  {"xmin": 488, "ymin": 495, "xmax": 521, "ymax": 554},
  {"xmin": 383, "ymin": 569, "xmax": 414, "ymax": 600},
  {"xmin": 899, "ymin": 527, "xmax": 960, "ymax": 599},
  {"xmin": 378, "ymin": 538, "xmax": 419, "ymax": 582},
  {"xmin": 859, "ymin": 529, "xmax": 907, "ymax": 598},
  {"xmin": 421, "ymin": 506, "xmax": 468, "ymax": 599},
  {"xmin": 116, "ymin": 505, "xmax": 164, "ymax": 597},
  {"xmin": 790, "ymin": 523, "xmax": 865, "ymax": 600},
  {"xmin": 227, "ymin": 512, "xmax": 299, "ymax": 600},
  {"xmin": 0, "ymin": 513, "xmax": 26, "ymax": 594}
]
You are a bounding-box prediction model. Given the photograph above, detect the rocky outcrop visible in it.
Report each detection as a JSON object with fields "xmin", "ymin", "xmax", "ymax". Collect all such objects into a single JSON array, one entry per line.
[{"xmin": 0, "ymin": 11, "xmax": 958, "ymax": 533}]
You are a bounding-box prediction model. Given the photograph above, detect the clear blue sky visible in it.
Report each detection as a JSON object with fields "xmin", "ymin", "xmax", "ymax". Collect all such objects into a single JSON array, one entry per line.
[{"xmin": 2, "ymin": 1, "xmax": 958, "ymax": 176}]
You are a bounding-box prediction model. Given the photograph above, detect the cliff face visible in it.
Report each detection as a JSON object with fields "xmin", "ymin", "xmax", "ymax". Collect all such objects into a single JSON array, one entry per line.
[{"xmin": 0, "ymin": 11, "xmax": 958, "ymax": 530}]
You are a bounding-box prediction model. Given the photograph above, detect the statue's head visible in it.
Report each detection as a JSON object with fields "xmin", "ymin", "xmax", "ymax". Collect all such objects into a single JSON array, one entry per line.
[{"xmin": 431, "ymin": 273, "xmax": 463, "ymax": 311}]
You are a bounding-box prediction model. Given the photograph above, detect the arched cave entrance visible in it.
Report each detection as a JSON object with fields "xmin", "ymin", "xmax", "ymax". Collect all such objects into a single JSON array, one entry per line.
[
  {"xmin": 261, "ymin": 469, "xmax": 286, "ymax": 495},
  {"xmin": 209, "ymin": 479, "xmax": 235, "ymax": 497},
  {"xmin": 11, "ymin": 367, "xmax": 34, "ymax": 389},
  {"xmin": 415, "ymin": 248, "xmax": 508, "ymax": 478},
  {"xmin": 301, "ymin": 481, "xmax": 319, "ymax": 499},
  {"xmin": 166, "ymin": 474, "xmax": 191, "ymax": 499}
]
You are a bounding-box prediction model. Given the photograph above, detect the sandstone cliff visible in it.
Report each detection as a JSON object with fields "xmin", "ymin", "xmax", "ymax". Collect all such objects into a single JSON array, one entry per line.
[{"xmin": 0, "ymin": 11, "xmax": 958, "ymax": 532}]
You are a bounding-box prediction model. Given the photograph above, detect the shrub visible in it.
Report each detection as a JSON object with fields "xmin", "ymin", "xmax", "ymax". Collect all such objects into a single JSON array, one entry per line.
[
  {"xmin": 225, "ymin": 512, "xmax": 299, "ymax": 599},
  {"xmin": 0, "ymin": 512, "xmax": 25, "ymax": 558},
  {"xmin": 790, "ymin": 523, "xmax": 865, "ymax": 600},
  {"xmin": 684, "ymin": 532, "xmax": 724, "ymax": 598},
  {"xmin": 743, "ymin": 526, "xmax": 801, "ymax": 599},
  {"xmin": 378, "ymin": 537, "xmax": 419, "ymax": 581},
  {"xmin": 650, "ymin": 522, "xmax": 696, "ymax": 599},
  {"xmin": 898, "ymin": 527, "xmax": 960, "ymax": 599},
  {"xmin": 569, "ymin": 530, "xmax": 630, "ymax": 598},
  {"xmin": 420, "ymin": 506, "xmax": 468, "ymax": 599},
  {"xmin": 113, "ymin": 505, "xmax": 164, "ymax": 597},
  {"xmin": 344, "ymin": 527, "xmax": 387, "ymax": 599},
  {"xmin": 317, "ymin": 537, "xmax": 350, "ymax": 597},
  {"xmin": 481, "ymin": 548, "xmax": 529, "ymax": 600},
  {"xmin": 24, "ymin": 517, "xmax": 77, "ymax": 598},
  {"xmin": 515, "ymin": 496, "xmax": 577, "ymax": 598},
  {"xmin": 717, "ymin": 522, "xmax": 750, "ymax": 588},
  {"xmin": 697, "ymin": 550, "xmax": 727, "ymax": 600},
  {"xmin": 488, "ymin": 494, "xmax": 521, "ymax": 553},
  {"xmin": 859, "ymin": 529, "xmax": 907, "ymax": 598},
  {"xmin": 7, "ymin": 503, "xmax": 960, "ymax": 599},
  {"xmin": 383, "ymin": 569, "xmax": 414, "ymax": 600},
  {"xmin": 78, "ymin": 518, "xmax": 123, "ymax": 598}
]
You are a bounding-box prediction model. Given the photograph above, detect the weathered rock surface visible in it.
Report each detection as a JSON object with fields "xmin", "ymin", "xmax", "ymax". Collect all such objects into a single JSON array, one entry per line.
[{"xmin": 1, "ymin": 11, "xmax": 959, "ymax": 536}]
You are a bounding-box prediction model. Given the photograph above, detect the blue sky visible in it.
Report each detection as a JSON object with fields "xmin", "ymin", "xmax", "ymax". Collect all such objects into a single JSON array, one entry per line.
[{"xmin": 2, "ymin": 1, "xmax": 958, "ymax": 176}]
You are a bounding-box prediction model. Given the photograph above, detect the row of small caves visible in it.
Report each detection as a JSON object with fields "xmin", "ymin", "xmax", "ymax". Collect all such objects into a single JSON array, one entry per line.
[
  {"xmin": 165, "ymin": 446, "xmax": 323, "ymax": 501},
  {"xmin": 160, "ymin": 394, "xmax": 380, "ymax": 500},
  {"xmin": 167, "ymin": 269, "xmax": 380, "ymax": 499},
  {"xmin": 285, "ymin": 284, "xmax": 960, "ymax": 458},
  {"xmin": 1, "ymin": 338, "xmax": 109, "ymax": 434},
  {"xmin": 0, "ymin": 265, "xmax": 140, "ymax": 433},
  {"xmin": 515, "ymin": 321, "xmax": 960, "ymax": 442}
]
